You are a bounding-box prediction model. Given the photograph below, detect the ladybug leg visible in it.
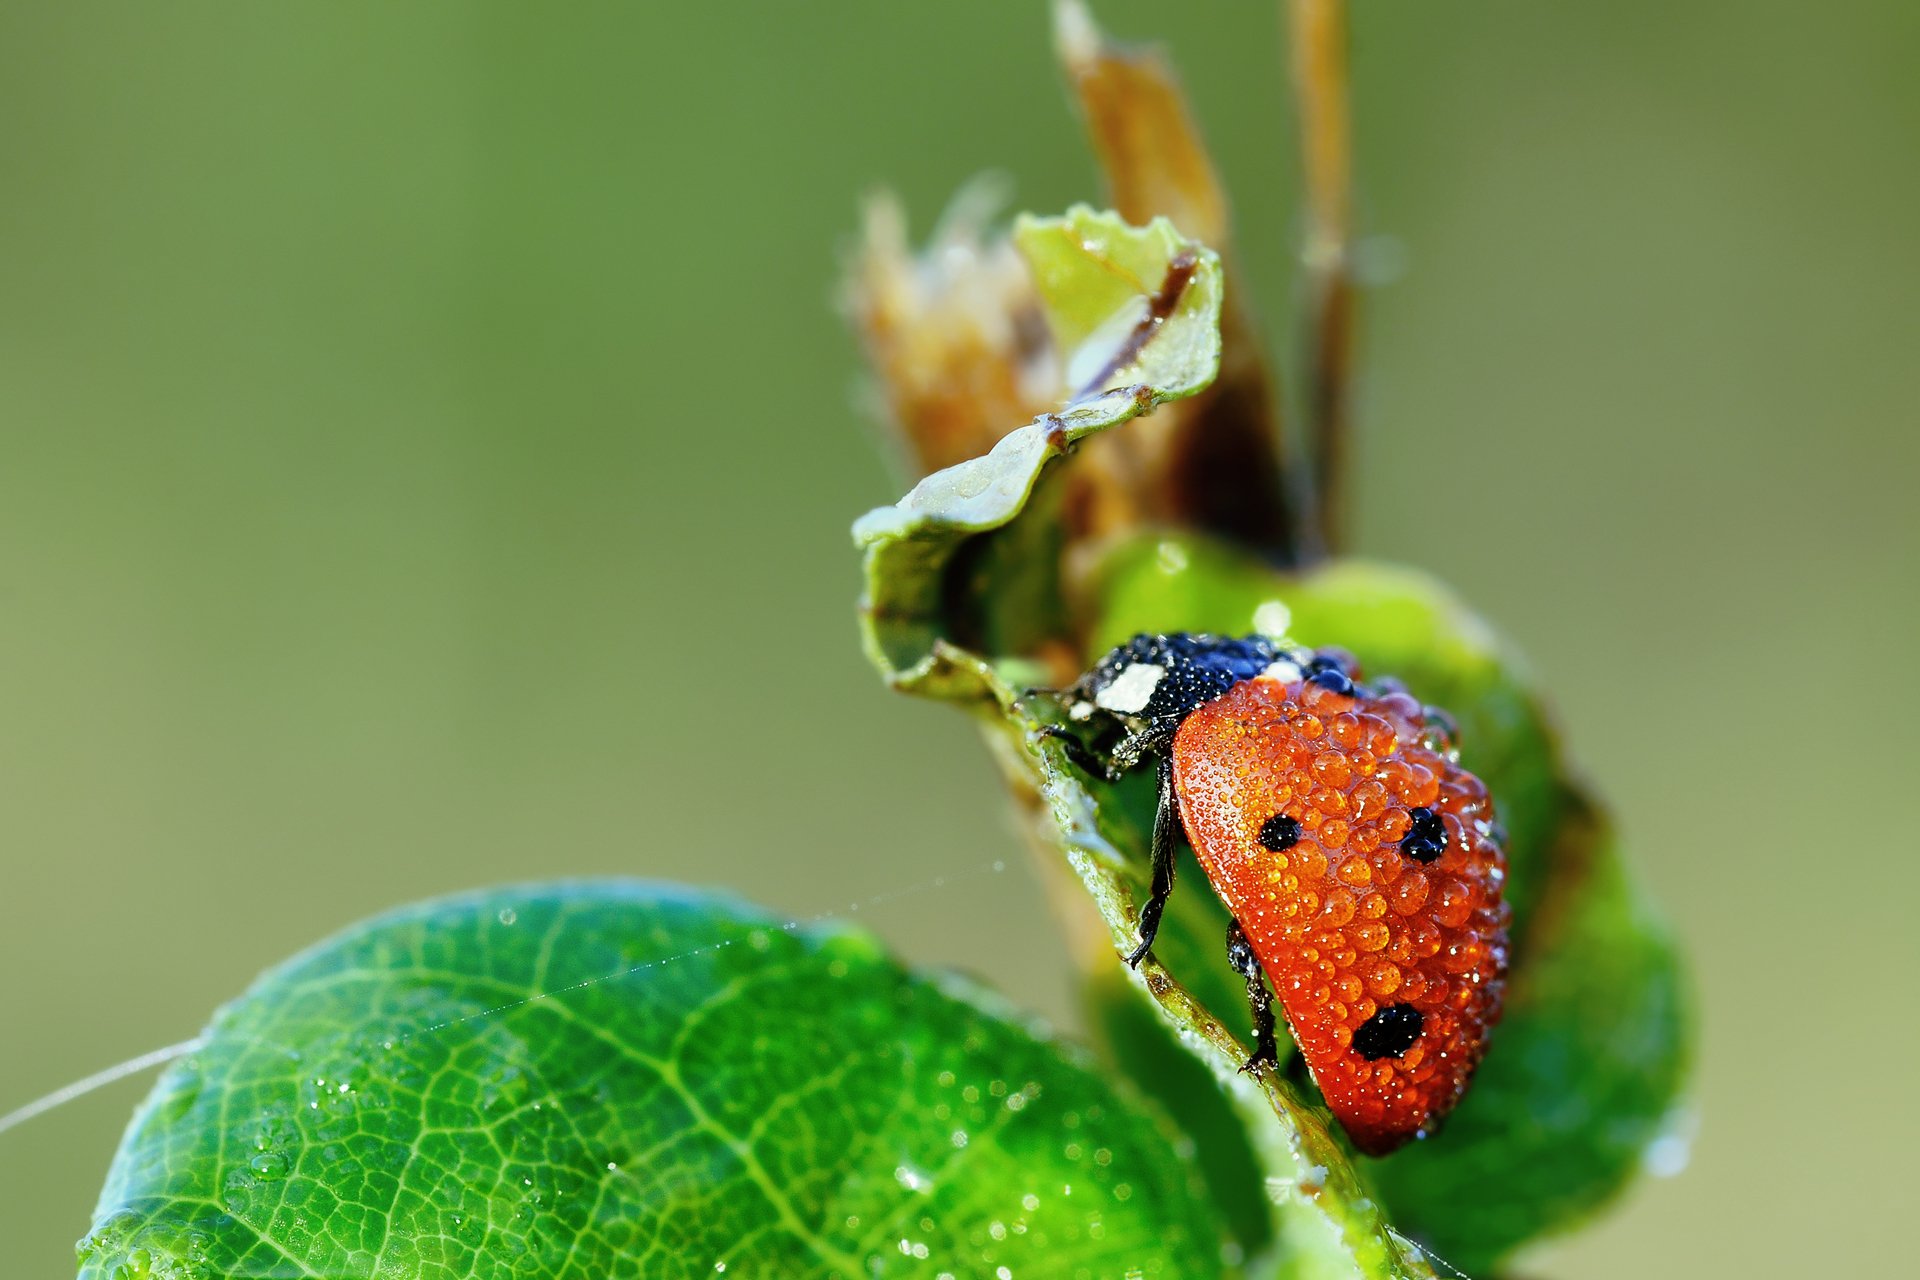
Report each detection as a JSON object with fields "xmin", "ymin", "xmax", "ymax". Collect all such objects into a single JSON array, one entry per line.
[
  {"xmin": 1041, "ymin": 716, "xmax": 1182, "ymax": 968},
  {"xmin": 1124, "ymin": 753, "xmax": 1180, "ymax": 967},
  {"xmin": 1108, "ymin": 722, "xmax": 1176, "ymax": 774},
  {"xmin": 1225, "ymin": 917, "xmax": 1281, "ymax": 1073}
]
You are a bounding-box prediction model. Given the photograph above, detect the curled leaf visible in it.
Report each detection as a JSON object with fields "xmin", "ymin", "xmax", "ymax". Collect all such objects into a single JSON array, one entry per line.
[
  {"xmin": 854, "ymin": 206, "xmax": 1224, "ymax": 698},
  {"xmin": 847, "ymin": 3, "xmax": 1298, "ymax": 558}
]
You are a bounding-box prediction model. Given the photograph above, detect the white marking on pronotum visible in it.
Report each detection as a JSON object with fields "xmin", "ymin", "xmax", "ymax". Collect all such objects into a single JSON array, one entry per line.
[
  {"xmin": 1068, "ymin": 700, "xmax": 1096, "ymax": 722},
  {"xmin": 0, "ymin": 1037, "xmax": 205, "ymax": 1140},
  {"xmin": 1093, "ymin": 662, "xmax": 1165, "ymax": 714}
]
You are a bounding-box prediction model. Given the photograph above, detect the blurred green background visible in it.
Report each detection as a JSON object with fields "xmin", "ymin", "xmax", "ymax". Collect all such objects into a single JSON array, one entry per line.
[{"xmin": 1, "ymin": 2, "xmax": 1912, "ymax": 1276}]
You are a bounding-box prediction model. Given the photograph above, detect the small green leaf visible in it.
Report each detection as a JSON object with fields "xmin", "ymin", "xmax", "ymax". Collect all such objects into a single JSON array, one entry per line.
[{"xmin": 76, "ymin": 883, "xmax": 1228, "ymax": 1280}]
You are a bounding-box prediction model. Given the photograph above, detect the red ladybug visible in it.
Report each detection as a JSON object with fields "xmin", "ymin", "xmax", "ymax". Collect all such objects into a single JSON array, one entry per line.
[{"xmin": 1043, "ymin": 632, "xmax": 1510, "ymax": 1154}]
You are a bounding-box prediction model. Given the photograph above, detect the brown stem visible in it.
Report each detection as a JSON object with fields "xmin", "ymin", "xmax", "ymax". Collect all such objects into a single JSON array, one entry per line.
[{"xmin": 1288, "ymin": 0, "xmax": 1355, "ymax": 556}]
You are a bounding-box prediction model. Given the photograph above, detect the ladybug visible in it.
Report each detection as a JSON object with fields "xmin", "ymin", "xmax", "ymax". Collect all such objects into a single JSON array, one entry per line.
[{"xmin": 1040, "ymin": 632, "xmax": 1510, "ymax": 1154}]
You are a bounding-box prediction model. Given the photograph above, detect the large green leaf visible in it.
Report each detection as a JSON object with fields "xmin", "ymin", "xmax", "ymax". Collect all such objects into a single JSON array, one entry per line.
[{"xmin": 76, "ymin": 882, "xmax": 1228, "ymax": 1280}]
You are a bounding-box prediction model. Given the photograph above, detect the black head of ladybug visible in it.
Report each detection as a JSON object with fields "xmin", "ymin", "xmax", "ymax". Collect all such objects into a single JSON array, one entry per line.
[{"xmin": 1071, "ymin": 632, "xmax": 1287, "ymax": 725}]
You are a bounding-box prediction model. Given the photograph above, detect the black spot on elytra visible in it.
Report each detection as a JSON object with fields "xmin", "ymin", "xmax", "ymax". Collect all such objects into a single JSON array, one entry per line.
[
  {"xmin": 1258, "ymin": 814, "xmax": 1302, "ymax": 852},
  {"xmin": 1353, "ymin": 1004, "xmax": 1423, "ymax": 1060},
  {"xmin": 1399, "ymin": 807, "xmax": 1448, "ymax": 863}
]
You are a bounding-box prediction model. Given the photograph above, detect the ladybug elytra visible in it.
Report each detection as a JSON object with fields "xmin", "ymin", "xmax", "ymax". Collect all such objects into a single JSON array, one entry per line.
[{"xmin": 1042, "ymin": 631, "xmax": 1511, "ymax": 1154}]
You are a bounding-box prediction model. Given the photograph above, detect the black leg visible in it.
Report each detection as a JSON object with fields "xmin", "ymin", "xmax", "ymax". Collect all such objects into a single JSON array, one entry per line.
[
  {"xmin": 1226, "ymin": 917, "xmax": 1281, "ymax": 1073},
  {"xmin": 1109, "ymin": 722, "xmax": 1176, "ymax": 773},
  {"xmin": 1125, "ymin": 753, "xmax": 1179, "ymax": 967},
  {"xmin": 1037, "ymin": 718, "xmax": 1183, "ymax": 970}
]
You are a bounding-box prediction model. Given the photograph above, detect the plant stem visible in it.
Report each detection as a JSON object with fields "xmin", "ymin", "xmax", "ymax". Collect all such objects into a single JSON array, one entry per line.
[{"xmin": 1287, "ymin": 0, "xmax": 1355, "ymax": 555}]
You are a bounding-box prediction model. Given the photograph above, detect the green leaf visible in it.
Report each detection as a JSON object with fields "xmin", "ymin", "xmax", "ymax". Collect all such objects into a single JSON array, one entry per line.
[
  {"xmin": 1085, "ymin": 534, "xmax": 1692, "ymax": 1271},
  {"xmin": 76, "ymin": 882, "xmax": 1229, "ymax": 1280},
  {"xmin": 854, "ymin": 205, "xmax": 1223, "ymax": 698}
]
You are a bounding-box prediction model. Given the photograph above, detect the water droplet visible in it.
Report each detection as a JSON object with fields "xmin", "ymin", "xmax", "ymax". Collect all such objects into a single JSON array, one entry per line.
[
  {"xmin": 1644, "ymin": 1105, "xmax": 1697, "ymax": 1177},
  {"xmin": 250, "ymin": 1152, "xmax": 289, "ymax": 1181},
  {"xmin": 497, "ymin": 907, "xmax": 518, "ymax": 926}
]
